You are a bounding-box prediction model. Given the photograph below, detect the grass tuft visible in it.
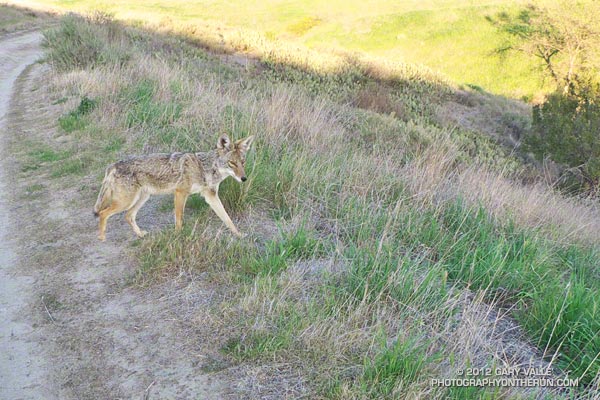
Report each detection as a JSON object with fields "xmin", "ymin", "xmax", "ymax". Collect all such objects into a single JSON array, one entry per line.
[{"xmin": 58, "ymin": 95, "xmax": 96, "ymax": 132}]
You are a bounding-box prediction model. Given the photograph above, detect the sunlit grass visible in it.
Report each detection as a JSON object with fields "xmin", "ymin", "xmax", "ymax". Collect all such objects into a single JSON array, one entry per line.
[
  {"xmin": 17, "ymin": 0, "xmax": 555, "ymax": 98},
  {"xmin": 308, "ymin": 3, "xmax": 549, "ymax": 98}
]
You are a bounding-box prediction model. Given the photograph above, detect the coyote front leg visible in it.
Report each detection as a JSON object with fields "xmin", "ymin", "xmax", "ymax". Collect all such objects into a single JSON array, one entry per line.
[
  {"xmin": 126, "ymin": 191, "xmax": 150, "ymax": 237},
  {"xmin": 203, "ymin": 190, "xmax": 242, "ymax": 237}
]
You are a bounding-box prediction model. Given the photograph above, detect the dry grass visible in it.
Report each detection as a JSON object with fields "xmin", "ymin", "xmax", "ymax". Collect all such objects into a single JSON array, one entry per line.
[
  {"xmin": 0, "ymin": 3, "xmax": 53, "ymax": 33},
  {"xmin": 400, "ymin": 142, "xmax": 600, "ymax": 246},
  {"xmin": 452, "ymin": 168, "xmax": 600, "ymax": 246}
]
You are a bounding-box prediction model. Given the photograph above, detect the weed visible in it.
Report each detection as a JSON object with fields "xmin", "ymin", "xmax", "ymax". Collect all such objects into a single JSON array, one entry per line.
[
  {"xmin": 58, "ymin": 96, "xmax": 97, "ymax": 133},
  {"xmin": 29, "ymin": 147, "xmax": 71, "ymax": 162},
  {"xmin": 242, "ymin": 226, "xmax": 329, "ymax": 277}
]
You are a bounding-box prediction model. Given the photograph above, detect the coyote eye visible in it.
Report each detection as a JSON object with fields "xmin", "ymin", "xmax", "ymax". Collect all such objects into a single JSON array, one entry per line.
[{"xmin": 228, "ymin": 161, "xmax": 236, "ymax": 168}]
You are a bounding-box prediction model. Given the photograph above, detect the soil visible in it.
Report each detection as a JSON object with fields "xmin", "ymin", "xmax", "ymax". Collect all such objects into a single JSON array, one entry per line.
[{"xmin": 0, "ymin": 30, "xmax": 53, "ymax": 400}]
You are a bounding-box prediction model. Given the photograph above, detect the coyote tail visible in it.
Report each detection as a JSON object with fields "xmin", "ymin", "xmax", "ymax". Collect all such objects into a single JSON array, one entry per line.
[{"xmin": 93, "ymin": 166, "xmax": 116, "ymax": 217}]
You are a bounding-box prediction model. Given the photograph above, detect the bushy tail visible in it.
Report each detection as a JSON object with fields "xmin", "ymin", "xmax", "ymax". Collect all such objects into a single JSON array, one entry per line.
[{"xmin": 93, "ymin": 166, "xmax": 116, "ymax": 217}]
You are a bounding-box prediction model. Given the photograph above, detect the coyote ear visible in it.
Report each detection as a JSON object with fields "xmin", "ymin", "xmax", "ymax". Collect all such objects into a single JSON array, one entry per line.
[
  {"xmin": 236, "ymin": 135, "xmax": 255, "ymax": 153},
  {"xmin": 217, "ymin": 134, "xmax": 231, "ymax": 151}
]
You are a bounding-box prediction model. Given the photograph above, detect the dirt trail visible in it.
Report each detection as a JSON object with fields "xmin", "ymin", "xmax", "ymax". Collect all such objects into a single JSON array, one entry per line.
[
  {"xmin": 0, "ymin": 30, "xmax": 232, "ymax": 399},
  {"xmin": 0, "ymin": 30, "xmax": 54, "ymax": 399}
]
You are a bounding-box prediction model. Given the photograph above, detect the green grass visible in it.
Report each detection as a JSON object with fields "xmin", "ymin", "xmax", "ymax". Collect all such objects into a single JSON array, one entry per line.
[
  {"xmin": 307, "ymin": 2, "xmax": 546, "ymax": 98},
  {"xmin": 22, "ymin": 144, "xmax": 72, "ymax": 172},
  {"xmin": 29, "ymin": 147, "xmax": 72, "ymax": 162},
  {"xmin": 24, "ymin": 183, "xmax": 45, "ymax": 199},
  {"xmin": 58, "ymin": 96, "xmax": 97, "ymax": 132},
  {"xmin": 25, "ymin": 183, "xmax": 44, "ymax": 193},
  {"xmin": 140, "ymin": 180, "xmax": 600, "ymax": 391},
  {"xmin": 123, "ymin": 80, "xmax": 182, "ymax": 129},
  {"xmin": 103, "ymin": 136, "xmax": 125, "ymax": 152},
  {"xmin": 286, "ymin": 16, "xmax": 322, "ymax": 36},
  {"xmin": 43, "ymin": 13, "xmax": 131, "ymax": 70},
  {"xmin": 50, "ymin": 157, "xmax": 89, "ymax": 177},
  {"xmin": 23, "ymin": 140, "xmax": 89, "ymax": 178},
  {"xmin": 216, "ymin": 196, "xmax": 600, "ymax": 392},
  {"xmin": 221, "ymin": 304, "xmax": 307, "ymax": 360},
  {"xmin": 241, "ymin": 226, "xmax": 329, "ymax": 277},
  {"xmin": 27, "ymin": 0, "xmax": 553, "ymax": 98},
  {"xmin": 358, "ymin": 336, "xmax": 437, "ymax": 397}
]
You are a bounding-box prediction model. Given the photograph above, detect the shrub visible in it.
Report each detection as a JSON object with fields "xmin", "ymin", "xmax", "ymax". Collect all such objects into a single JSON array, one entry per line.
[
  {"xmin": 43, "ymin": 12, "xmax": 130, "ymax": 71},
  {"xmin": 525, "ymin": 77, "xmax": 600, "ymax": 193}
]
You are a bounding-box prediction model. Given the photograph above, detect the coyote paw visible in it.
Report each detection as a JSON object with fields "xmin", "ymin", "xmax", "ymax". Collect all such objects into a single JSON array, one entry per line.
[
  {"xmin": 98, "ymin": 234, "xmax": 106, "ymax": 241},
  {"xmin": 137, "ymin": 230, "xmax": 148, "ymax": 238}
]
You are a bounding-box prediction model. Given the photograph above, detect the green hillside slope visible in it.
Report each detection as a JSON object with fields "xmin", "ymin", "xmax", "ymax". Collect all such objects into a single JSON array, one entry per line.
[{"xmin": 21, "ymin": 0, "xmax": 552, "ymax": 98}]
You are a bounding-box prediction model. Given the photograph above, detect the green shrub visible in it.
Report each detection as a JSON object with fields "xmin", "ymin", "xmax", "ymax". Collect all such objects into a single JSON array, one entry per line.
[{"xmin": 525, "ymin": 77, "xmax": 600, "ymax": 193}]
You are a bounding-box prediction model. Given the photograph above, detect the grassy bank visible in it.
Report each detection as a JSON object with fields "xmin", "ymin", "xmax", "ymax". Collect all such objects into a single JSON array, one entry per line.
[{"xmin": 38, "ymin": 13, "xmax": 599, "ymax": 399}]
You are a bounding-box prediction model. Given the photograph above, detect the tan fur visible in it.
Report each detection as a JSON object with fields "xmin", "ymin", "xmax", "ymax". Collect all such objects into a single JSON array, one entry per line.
[{"xmin": 94, "ymin": 134, "xmax": 254, "ymax": 241}]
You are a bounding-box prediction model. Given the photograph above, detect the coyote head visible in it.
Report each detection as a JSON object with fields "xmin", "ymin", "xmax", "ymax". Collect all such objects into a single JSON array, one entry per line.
[{"xmin": 216, "ymin": 134, "xmax": 255, "ymax": 183}]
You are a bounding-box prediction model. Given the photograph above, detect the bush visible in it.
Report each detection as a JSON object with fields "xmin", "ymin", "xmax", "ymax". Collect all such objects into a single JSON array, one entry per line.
[
  {"xmin": 525, "ymin": 77, "xmax": 600, "ymax": 193},
  {"xmin": 43, "ymin": 12, "xmax": 130, "ymax": 71}
]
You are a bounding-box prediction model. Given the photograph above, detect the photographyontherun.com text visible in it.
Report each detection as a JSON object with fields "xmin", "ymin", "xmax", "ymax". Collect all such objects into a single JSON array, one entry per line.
[{"xmin": 431, "ymin": 367, "xmax": 579, "ymax": 388}]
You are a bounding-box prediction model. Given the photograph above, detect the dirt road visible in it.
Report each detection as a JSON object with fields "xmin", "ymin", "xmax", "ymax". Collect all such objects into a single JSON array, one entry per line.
[
  {"xmin": 0, "ymin": 30, "xmax": 232, "ymax": 399},
  {"xmin": 0, "ymin": 30, "xmax": 53, "ymax": 400}
]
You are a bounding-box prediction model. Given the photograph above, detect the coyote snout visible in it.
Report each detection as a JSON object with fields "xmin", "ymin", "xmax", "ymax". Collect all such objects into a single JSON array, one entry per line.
[{"xmin": 94, "ymin": 134, "xmax": 254, "ymax": 241}]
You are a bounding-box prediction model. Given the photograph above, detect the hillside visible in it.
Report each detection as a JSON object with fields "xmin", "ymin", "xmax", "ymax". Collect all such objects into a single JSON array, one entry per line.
[
  {"xmin": 19, "ymin": 0, "xmax": 553, "ymax": 99},
  {"xmin": 2, "ymin": 3, "xmax": 599, "ymax": 399},
  {"xmin": 0, "ymin": 2, "xmax": 51, "ymax": 32}
]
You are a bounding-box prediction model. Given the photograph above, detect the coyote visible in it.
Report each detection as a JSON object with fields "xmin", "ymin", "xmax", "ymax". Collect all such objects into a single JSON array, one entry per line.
[{"xmin": 94, "ymin": 134, "xmax": 254, "ymax": 241}]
